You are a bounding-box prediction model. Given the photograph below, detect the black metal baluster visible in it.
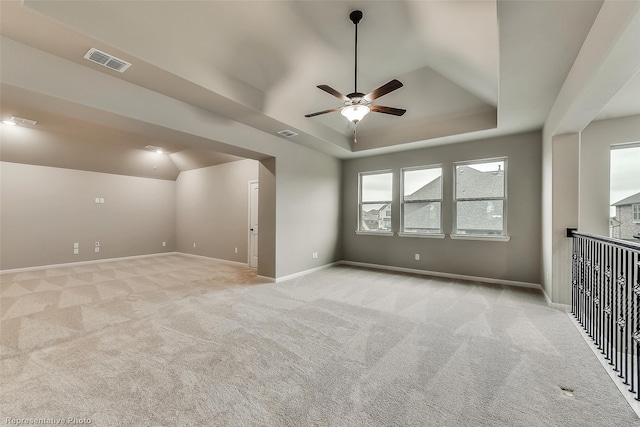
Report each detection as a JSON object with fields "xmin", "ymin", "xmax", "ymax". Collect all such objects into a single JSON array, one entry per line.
[
  {"xmin": 606, "ymin": 246, "xmax": 613, "ymax": 362},
  {"xmin": 631, "ymin": 258, "xmax": 640, "ymax": 400},
  {"xmin": 580, "ymin": 239, "xmax": 586, "ymax": 328},
  {"xmin": 584, "ymin": 240, "xmax": 595, "ymax": 339},
  {"xmin": 571, "ymin": 236, "xmax": 580, "ymax": 319},
  {"xmin": 619, "ymin": 254, "xmax": 628, "ymax": 384},
  {"xmin": 570, "ymin": 232, "xmax": 640, "ymax": 402},
  {"xmin": 613, "ymin": 246, "xmax": 619, "ymax": 371},
  {"xmin": 630, "ymin": 254, "xmax": 639, "ymax": 395},
  {"xmin": 594, "ymin": 241, "xmax": 602, "ymax": 349}
]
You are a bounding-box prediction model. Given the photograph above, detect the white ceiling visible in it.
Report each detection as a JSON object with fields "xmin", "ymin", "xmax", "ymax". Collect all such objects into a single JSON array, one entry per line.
[{"xmin": 1, "ymin": 0, "xmax": 639, "ymax": 173}]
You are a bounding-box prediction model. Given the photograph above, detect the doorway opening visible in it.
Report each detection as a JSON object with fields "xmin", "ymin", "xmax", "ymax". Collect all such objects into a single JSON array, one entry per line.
[{"xmin": 609, "ymin": 142, "xmax": 640, "ymax": 240}]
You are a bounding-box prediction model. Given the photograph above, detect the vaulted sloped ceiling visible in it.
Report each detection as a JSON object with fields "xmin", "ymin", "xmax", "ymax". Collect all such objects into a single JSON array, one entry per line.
[{"xmin": 1, "ymin": 0, "xmax": 638, "ymax": 178}]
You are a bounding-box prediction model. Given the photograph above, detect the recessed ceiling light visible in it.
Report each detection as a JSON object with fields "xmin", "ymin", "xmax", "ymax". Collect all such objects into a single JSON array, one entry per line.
[
  {"xmin": 145, "ymin": 144, "xmax": 165, "ymax": 154},
  {"xmin": 3, "ymin": 116, "xmax": 37, "ymax": 126}
]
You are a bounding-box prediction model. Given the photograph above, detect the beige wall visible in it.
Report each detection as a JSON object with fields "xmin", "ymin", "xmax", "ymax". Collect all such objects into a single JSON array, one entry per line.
[
  {"xmin": 342, "ymin": 131, "xmax": 542, "ymax": 285},
  {"xmin": 175, "ymin": 159, "xmax": 258, "ymax": 263},
  {"xmin": 0, "ymin": 161, "xmax": 175, "ymax": 270}
]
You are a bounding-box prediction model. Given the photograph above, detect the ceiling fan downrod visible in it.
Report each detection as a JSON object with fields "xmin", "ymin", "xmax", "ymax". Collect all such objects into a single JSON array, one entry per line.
[{"xmin": 350, "ymin": 10, "xmax": 363, "ymax": 95}]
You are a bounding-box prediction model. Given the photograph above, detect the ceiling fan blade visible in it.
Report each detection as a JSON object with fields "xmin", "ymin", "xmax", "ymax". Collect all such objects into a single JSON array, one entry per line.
[
  {"xmin": 370, "ymin": 105, "xmax": 406, "ymax": 116},
  {"xmin": 304, "ymin": 107, "xmax": 342, "ymax": 118},
  {"xmin": 364, "ymin": 79, "xmax": 403, "ymax": 101},
  {"xmin": 317, "ymin": 85, "xmax": 349, "ymax": 101}
]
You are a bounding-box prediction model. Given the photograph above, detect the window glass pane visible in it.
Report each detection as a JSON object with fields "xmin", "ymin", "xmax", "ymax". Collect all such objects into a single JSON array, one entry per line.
[
  {"xmin": 403, "ymin": 201, "xmax": 441, "ymax": 233},
  {"xmin": 456, "ymin": 160, "xmax": 504, "ymax": 199},
  {"xmin": 362, "ymin": 173, "xmax": 392, "ymax": 202},
  {"xmin": 360, "ymin": 203, "xmax": 392, "ymax": 231},
  {"xmin": 403, "ymin": 168, "xmax": 442, "ymax": 199},
  {"xmin": 456, "ymin": 200, "xmax": 504, "ymax": 234}
]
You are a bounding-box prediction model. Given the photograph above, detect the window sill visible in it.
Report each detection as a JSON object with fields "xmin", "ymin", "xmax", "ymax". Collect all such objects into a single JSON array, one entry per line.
[
  {"xmin": 397, "ymin": 232, "xmax": 445, "ymax": 239},
  {"xmin": 355, "ymin": 230, "xmax": 394, "ymax": 237},
  {"xmin": 450, "ymin": 234, "xmax": 510, "ymax": 242}
]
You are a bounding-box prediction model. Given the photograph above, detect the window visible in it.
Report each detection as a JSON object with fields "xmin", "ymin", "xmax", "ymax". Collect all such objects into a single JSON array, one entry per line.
[
  {"xmin": 454, "ymin": 158, "xmax": 507, "ymax": 237},
  {"xmin": 358, "ymin": 170, "xmax": 393, "ymax": 233},
  {"xmin": 634, "ymin": 204, "xmax": 640, "ymax": 222},
  {"xmin": 401, "ymin": 165, "xmax": 442, "ymax": 235}
]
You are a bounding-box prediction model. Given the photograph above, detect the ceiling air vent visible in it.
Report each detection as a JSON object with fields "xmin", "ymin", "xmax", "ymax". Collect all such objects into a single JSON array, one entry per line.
[
  {"xmin": 277, "ymin": 129, "xmax": 298, "ymax": 138},
  {"xmin": 84, "ymin": 48, "xmax": 132, "ymax": 73}
]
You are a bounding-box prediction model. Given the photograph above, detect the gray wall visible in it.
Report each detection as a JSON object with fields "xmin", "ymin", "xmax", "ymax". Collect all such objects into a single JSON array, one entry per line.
[
  {"xmin": 175, "ymin": 159, "xmax": 258, "ymax": 263},
  {"xmin": 258, "ymin": 158, "xmax": 276, "ymax": 278},
  {"xmin": 342, "ymin": 131, "xmax": 542, "ymax": 285},
  {"xmin": 0, "ymin": 161, "xmax": 175, "ymax": 269},
  {"xmin": 273, "ymin": 145, "xmax": 343, "ymax": 278}
]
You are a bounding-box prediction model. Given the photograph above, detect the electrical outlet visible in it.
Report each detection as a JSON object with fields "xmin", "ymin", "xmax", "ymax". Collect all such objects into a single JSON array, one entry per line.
[
  {"xmin": 162, "ymin": 242, "xmax": 166, "ymax": 247},
  {"xmin": 234, "ymin": 247, "xmax": 238, "ymax": 253},
  {"xmin": 95, "ymin": 247, "xmax": 100, "ymax": 253},
  {"xmin": 74, "ymin": 248, "xmax": 79, "ymax": 255},
  {"xmin": 415, "ymin": 254, "xmax": 420, "ymax": 261},
  {"xmin": 193, "ymin": 243, "xmax": 196, "ymax": 248}
]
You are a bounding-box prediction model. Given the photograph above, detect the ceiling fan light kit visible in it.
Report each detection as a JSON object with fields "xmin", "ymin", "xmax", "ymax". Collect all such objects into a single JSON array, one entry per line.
[
  {"xmin": 341, "ymin": 104, "xmax": 370, "ymax": 123},
  {"xmin": 305, "ymin": 10, "xmax": 406, "ymax": 140}
]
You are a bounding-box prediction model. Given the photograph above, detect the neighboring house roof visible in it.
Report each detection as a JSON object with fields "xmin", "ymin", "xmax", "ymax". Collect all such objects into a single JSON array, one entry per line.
[
  {"xmin": 456, "ymin": 165, "xmax": 504, "ymax": 198},
  {"xmin": 362, "ymin": 210, "xmax": 379, "ymax": 221},
  {"xmin": 404, "ymin": 203, "xmax": 440, "ymax": 230},
  {"xmin": 405, "ymin": 177, "xmax": 441, "ymax": 201},
  {"xmin": 456, "ymin": 165, "xmax": 504, "ymax": 231},
  {"xmin": 612, "ymin": 191, "xmax": 640, "ymax": 206}
]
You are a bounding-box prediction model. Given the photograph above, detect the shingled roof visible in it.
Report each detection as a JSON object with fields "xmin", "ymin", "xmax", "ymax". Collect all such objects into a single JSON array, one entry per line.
[
  {"xmin": 456, "ymin": 165, "xmax": 504, "ymax": 198},
  {"xmin": 405, "ymin": 176, "xmax": 441, "ymax": 201},
  {"xmin": 612, "ymin": 191, "xmax": 640, "ymax": 206}
]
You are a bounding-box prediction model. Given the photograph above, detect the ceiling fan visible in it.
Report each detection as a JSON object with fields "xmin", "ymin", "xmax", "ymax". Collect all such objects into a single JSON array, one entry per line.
[{"xmin": 305, "ymin": 10, "xmax": 406, "ymax": 141}]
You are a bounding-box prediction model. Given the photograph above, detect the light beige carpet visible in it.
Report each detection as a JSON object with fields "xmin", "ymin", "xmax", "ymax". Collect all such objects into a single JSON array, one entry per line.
[{"xmin": 1, "ymin": 254, "xmax": 638, "ymax": 426}]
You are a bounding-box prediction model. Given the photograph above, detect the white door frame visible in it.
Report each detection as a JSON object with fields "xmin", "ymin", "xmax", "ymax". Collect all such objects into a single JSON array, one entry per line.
[{"xmin": 248, "ymin": 180, "xmax": 258, "ymax": 268}]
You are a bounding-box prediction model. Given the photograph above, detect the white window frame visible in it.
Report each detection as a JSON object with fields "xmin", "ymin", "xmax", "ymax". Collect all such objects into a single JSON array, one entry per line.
[
  {"xmin": 356, "ymin": 170, "xmax": 394, "ymax": 235},
  {"xmin": 452, "ymin": 157, "xmax": 509, "ymax": 241},
  {"xmin": 633, "ymin": 203, "xmax": 640, "ymax": 222},
  {"xmin": 399, "ymin": 164, "xmax": 444, "ymax": 238}
]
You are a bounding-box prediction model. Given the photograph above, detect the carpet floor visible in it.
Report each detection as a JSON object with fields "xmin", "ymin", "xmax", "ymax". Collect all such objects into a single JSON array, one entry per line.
[{"xmin": 1, "ymin": 254, "xmax": 638, "ymax": 426}]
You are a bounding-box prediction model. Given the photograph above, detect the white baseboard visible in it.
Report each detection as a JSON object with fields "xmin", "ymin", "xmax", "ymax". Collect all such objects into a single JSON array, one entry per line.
[
  {"xmin": 176, "ymin": 252, "xmax": 250, "ymax": 267},
  {"xmin": 0, "ymin": 252, "xmax": 178, "ymax": 275},
  {"xmin": 541, "ymin": 287, "xmax": 571, "ymax": 312},
  {"xmin": 338, "ymin": 260, "xmax": 542, "ymax": 290},
  {"xmin": 275, "ymin": 262, "xmax": 341, "ymax": 283}
]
